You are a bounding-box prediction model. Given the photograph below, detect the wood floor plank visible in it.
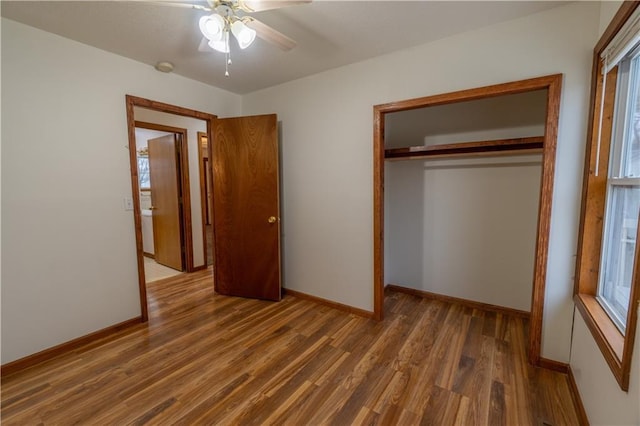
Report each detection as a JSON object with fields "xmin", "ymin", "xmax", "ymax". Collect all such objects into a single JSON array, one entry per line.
[
  {"xmin": 371, "ymin": 369, "xmax": 410, "ymax": 413},
  {"xmin": 488, "ymin": 380, "xmax": 507, "ymax": 426},
  {"xmin": 435, "ymin": 306, "xmax": 473, "ymax": 390},
  {"xmin": 418, "ymin": 385, "xmax": 462, "ymax": 426},
  {"xmin": 459, "ymin": 335, "xmax": 496, "ymax": 425},
  {"xmin": 352, "ymin": 406, "xmax": 379, "ymax": 426},
  {"xmin": 1, "ymin": 268, "xmax": 581, "ymax": 425}
]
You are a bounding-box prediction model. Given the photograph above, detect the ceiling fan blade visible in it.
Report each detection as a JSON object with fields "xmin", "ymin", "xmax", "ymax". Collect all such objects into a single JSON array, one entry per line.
[
  {"xmin": 238, "ymin": 0, "xmax": 311, "ymax": 13},
  {"xmin": 245, "ymin": 17, "xmax": 296, "ymax": 51},
  {"xmin": 139, "ymin": 1, "xmax": 212, "ymax": 12}
]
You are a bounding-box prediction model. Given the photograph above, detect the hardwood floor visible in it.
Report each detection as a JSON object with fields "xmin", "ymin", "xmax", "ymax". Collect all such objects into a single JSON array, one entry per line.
[{"xmin": 1, "ymin": 269, "xmax": 580, "ymax": 425}]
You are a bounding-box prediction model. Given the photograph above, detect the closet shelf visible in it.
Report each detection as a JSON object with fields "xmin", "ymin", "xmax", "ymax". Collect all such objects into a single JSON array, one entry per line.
[{"xmin": 384, "ymin": 136, "xmax": 544, "ymax": 160}]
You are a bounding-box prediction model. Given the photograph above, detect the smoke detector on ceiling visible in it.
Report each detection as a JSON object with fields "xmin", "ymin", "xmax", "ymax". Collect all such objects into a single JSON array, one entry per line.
[{"xmin": 154, "ymin": 61, "xmax": 174, "ymax": 73}]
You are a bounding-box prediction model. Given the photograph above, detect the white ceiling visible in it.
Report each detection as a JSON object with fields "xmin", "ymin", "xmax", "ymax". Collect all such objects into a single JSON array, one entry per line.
[{"xmin": 1, "ymin": 1, "xmax": 568, "ymax": 94}]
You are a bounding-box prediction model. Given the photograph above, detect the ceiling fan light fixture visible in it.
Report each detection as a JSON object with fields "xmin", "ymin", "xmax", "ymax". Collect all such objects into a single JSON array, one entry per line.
[
  {"xmin": 208, "ymin": 31, "xmax": 230, "ymax": 53},
  {"xmin": 231, "ymin": 20, "xmax": 257, "ymax": 49},
  {"xmin": 199, "ymin": 14, "xmax": 225, "ymax": 42}
]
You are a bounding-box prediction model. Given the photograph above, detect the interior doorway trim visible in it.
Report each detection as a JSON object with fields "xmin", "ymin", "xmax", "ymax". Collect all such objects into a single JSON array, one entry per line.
[
  {"xmin": 125, "ymin": 95, "xmax": 217, "ymax": 321},
  {"xmin": 197, "ymin": 131, "xmax": 211, "ymax": 267},
  {"xmin": 372, "ymin": 74, "xmax": 562, "ymax": 365}
]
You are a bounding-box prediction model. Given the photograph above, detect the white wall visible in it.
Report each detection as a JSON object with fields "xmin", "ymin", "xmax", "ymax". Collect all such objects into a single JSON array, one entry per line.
[
  {"xmin": 134, "ymin": 109, "xmax": 208, "ymax": 268},
  {"xmin": 385, "ymin": 155, "xmax": 542, "ymax": 312},
  {"xmin": 599, "ymin": 1, "xmax": 624, "ymax": 35},
  {"xmin": 571, "ymin": 308, "xmax": 640, "ymax": 425},
  {"xmin": 0, "ymin": 19, "xmax": 3, "ymax": 362},
  {"xmin": 241, "ymin": 1, "xmax": 600, "ymax": 362},
  {"xmin": 1, "ymin": 18, "xmax": 240, "ymax": 364},
  {"xmin": 569, "ymin": 2, "xmax": 640, "ymax": 425},
  {"xmin": 0, "ymin": 17, "xmax": 3, "ymax": 363}
]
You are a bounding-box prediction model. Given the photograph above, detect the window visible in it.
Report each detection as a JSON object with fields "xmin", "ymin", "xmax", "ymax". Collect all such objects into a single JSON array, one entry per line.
[
  {"xmin": 575, "ymin": 2, "xmax": 640, "ymax": 392},
  {"xmin": 597, "ymin": 55, "xmax": 640, "ymax": 334},
  {"xmin": 138, "ymin": 156, "xmax": 151, "ymax": 189}
]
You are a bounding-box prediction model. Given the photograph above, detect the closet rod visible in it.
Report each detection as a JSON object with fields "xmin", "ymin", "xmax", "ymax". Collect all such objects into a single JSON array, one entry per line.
[{"xmin": 384, "ymin": 136, "xmax": 544, "ymax": 160}]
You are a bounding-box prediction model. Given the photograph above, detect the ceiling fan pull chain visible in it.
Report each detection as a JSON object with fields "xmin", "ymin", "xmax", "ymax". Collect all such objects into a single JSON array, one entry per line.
[{"xmin": 225, "ymin": 30, "xmax": 231, "ymax": 77}]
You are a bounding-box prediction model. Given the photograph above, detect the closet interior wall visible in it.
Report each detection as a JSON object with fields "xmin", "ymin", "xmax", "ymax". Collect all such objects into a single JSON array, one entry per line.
[{"xmin": 384, "ymin": 90, "xmax": 548, "ymax": 312}]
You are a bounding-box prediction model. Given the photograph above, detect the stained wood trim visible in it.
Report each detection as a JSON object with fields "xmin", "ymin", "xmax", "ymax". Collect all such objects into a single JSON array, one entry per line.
[
  {"xmin": 197, "ymin": 131, "xmax": 209, "ymax": 268},
  {"xmin": 127, "ymin": 95, "xmax": 214, "ymax": 120},
  {"xmin": 135, "ymin": 121, "xmax": 184, "ymax": 135},
  {"xmin": 191, "ymin": 264, "xmax": 208, "ymax": 272},
  {"xmin": 568, "ymin": 366, "xmax": 591, "ymax": 426},
  {"xmin": 574, "ymin": 294, "xmax": 626, "ymax": 388},
  {"xmin": 386, "ymin": 284, "xmax": 531, "ymax": 319},
  {"xmin": 373, "ymin": 107, "xmax": 384, "ymax": 321},
  {"xmin": 576, "ymin": 294, "xmax": 624, "ymax": 360},
  {"xmin": 126, "ymin": 98, "xmax": 149, "ymax": 321},
  {"xmin": 135, "ymin": 121, "xmax": 194, "ymax": 273},
  {"xmin": 375, "ymin": 74, "xmax": 560, "ymax": 114},
  {"xmin": 594, "ymin": 1, "xmax": 640, "ymax": 54},
  {"xmin": 178, "ymin": 133, "xmax": 194, "ymax": 272},
  {"xmin": 528, "ymin": 73, "xmax": 562, "ymax": 366},
  {"xmin": 373, "ymin": 107, "xmax": 384, "ymax": 322},
  {"xmin": 125, "ymin": 95, "xmax": 217, "ymax": 322},
  {"xmin": 385, "ymin": 149, "xmax": 544, "ymax": 162},
  {"xmin": 143, "ymin": 252, "xmax": 155, "ymax": 259},
  {"xmin": 573, "ymin": 1, "xmax": 640, "ymax": 392},
  {"xmin": 282, "ymin": 288, "xmax": 375, "ymax": 319},
  {"xmin": 574, "ymin": 67, "xmax": 618, "ymax": 297},
  {"xmin": 373, "ymin": 74, "xmax": 563, "ymax": 367},
  {"xmin": 207, "ymin": 115, "xmax": 216, "ymax": 278},
  {"xmin": 0, "ymin": 317, "xmax": 143, "ymax": 378},
  {"xmin": 537, "ymin": 357, "xmax": 569, "ymax": 374},
  {"xmin": 384, "ymin": 136, "xmax": 543, "ymax": 159}
]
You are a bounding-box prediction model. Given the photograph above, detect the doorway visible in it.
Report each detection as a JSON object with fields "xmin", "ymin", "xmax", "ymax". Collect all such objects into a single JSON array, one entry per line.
[
  {"xmin": 373, "ymin": 74, "xmax": 562, "ymax": 366},
  {"xmin": 135, "ymin": 122, "xmax": 190, "ymax": 282},
  {"xmin": 126, "ymin": 96, "xmax": 283, "ymax": 321},
  {"xmin": 126, "ymin": 96, "xmax": 216, "ymax": 321}
]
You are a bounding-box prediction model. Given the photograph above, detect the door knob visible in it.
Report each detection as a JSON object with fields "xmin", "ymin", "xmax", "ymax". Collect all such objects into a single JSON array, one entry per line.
[
  {"xmin": 149, "ymin": 206, "xmax": 157, "ymax": 210},
  {"xmin": 268, "ymin": 216, "xmax": 277, "ymax": 224}
]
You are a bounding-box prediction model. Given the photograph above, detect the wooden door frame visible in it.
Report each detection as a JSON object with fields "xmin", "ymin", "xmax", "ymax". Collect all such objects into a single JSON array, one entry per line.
[
  {"xmin": 372, "ymin": 74, "xmax": 562, "ymax": 366},
  {"xmin": 125, "ymin": 95, "xmax": 217, "ymax": 321},
  {"xmin": 136, "ymin": 121, "xmax": 190, "ymax": 271},
  {"xmin": 197, "ymin": 131, "xmax": 211, "ymax": 266}
]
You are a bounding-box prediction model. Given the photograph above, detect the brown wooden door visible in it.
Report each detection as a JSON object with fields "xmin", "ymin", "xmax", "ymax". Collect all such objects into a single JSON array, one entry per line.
[
  {"xmin": 149, "ymin": 134, "xmax": 184, "ymax": 271},
  {"xmin": 212, "ymin": 114, "xmax": 281, "ymax": 301}
]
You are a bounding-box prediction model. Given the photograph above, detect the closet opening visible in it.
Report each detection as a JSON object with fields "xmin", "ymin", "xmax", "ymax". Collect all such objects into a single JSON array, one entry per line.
[{"xmin": 373, "ymin": 74, "xmax": 562, "ymax": 366}]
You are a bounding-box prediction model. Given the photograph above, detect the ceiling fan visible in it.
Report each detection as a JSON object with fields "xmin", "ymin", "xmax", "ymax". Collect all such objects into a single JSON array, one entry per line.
[{"xmin": 155, "ymin": 0, "xmax": 310, "ymax": 76}]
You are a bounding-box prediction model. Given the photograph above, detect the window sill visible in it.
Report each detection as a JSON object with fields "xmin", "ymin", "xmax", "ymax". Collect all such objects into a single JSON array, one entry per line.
[{"xmin": 574, "ymin": 293, "xmax": 628, "ymax": 390}]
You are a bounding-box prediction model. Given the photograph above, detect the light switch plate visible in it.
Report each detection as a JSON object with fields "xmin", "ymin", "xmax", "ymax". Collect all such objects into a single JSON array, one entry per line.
[{"xmin": 123, "ymin": 197, "xmax": 134, "ymax": 211}]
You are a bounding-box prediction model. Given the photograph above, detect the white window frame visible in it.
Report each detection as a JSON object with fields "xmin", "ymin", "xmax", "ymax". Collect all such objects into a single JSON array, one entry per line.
[{"xmin": 597, "ymin": 52, "xmax": 640, "ymax": 334}]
